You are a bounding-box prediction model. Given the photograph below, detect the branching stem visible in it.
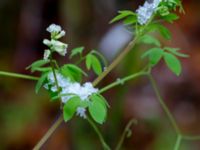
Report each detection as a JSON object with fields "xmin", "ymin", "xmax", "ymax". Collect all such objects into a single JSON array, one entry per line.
[{"xmin": 99, "ymin": 71, "xmax": 148, "ymax": 94}]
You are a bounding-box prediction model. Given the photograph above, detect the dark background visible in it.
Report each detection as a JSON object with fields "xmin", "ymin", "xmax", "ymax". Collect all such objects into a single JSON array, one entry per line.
[{"xmin": 0, "ymin": 0, "xmax": 200, "ymax": 149}]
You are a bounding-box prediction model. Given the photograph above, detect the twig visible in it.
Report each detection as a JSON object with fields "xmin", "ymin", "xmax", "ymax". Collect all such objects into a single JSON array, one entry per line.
[
  {"xmin": 87, "ymin": 117, "xmax": 111, "ymax": 150},
  {"xmin": 174, "ymin": 135, "xmax": 182, "ymax": 150},
  {"xmin": 33, "ymin": 115, "xmax": 63, "ymax": 150},
  {"xmin": 115, "ymin": 119, "xmax": 137, "ymax": 150},
  {"xmin": 0, "ymin": 71, "xmax": 39, "ymax": 80},
  {"xmin": 148, "ymin": 74, "xmax": 181, "ymax": 134}
]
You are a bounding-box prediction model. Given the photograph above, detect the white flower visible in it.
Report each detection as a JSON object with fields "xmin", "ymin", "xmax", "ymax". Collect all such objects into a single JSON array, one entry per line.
[
  {"xmin": 43, "ymin": 39, "xmax": 68, "ymax": 56},
  {"xmin": 43, "ymin": 39, "xmax": 51, "ymax": 46},
  {"xmin": 46, "ymin": 24, "xmax": 66, "ymax": 39},
  {"xmin": 47, "ymin": 24, "xmax": 62, "ymax": 33},
  {"xmin": 136, "ymin": 0, "xmax": 162, "ymax": 25},
  {"xmin": 51, "ymin": 40, "xmax": 68, "ymax": 56},
  {"xmin": 45, "ymin": 72, "xmax": 98, "ymax": 103},
  {"xmin": 76, "ymin": 107, "xmax": 87, "ymax": 119},
  {"xmin": 43, "ymin": 49, "xmax": 51, "ymax": 60}
]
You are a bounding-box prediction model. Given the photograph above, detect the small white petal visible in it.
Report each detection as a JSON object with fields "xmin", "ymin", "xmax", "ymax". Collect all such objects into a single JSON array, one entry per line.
[
  {"xmin": 76, "ymin": 107, "xmax": 87, "ymax": 119},
  {"xmin": 43, "ymin": 39, "xmax": 51, "ymax": 46},
  {"xmin": 47, "ymin": 24, "xmax": 61, "ymax": 33},
  {"xmin": 43, "ymin": 49, "xmax": 51, "ymax": 60}
]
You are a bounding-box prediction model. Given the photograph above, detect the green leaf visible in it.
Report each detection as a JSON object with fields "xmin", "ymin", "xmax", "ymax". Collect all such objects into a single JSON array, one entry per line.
[
  {"xmin": 86, "ymin": 54, "xmax": 102, "ymax": 75},
  {"xmin": 164, "ymin": 53, "xmax": 182, "ymax": 76},
  {"xmin": 142, "ymin": 48, "xmax": 163, "ymax": 66},
  {"xmin": 162, "ymin": 13, "xmax": 179, "ymax": 23},
  {"xmin": 147, "ymin": 23, "xmax": 171, "ymax": 40},
  {"xmin": 70, "ymin": 46, "xmax": 84, "ymax": 59},
  {"xmin": 164, "ymin": 47, "xmax": 189, "ymax": 58},
  {"xmin": 123, "ymin": 15, "xmax": 137, "ymax": 25},
  {"xmin": 86, "ymin": 54, "xmax": 93, "ymax": 70},
  {"xmin": 67, "ymin": 64, "xmax": 88, "ymax": 77},
  {"xmin": 61, "ymin": 64, "xmax": 87, "ymax": 82},
  {"xmin": 138, "ymin": 35, "xmax": 161, "ymax": 47},
  {"xmin": 89, "ymin": 96, "xmax": 107, "ymax": 124},
  {"xmin": 26, "ymin": 59, "xmax": 50, "ymax": 70},
  {"xmin": 109, "ymin": 10, "xmax": 135, "ymax": 24},
  {"xmin": 63, "ymin": 96, "xmax": 81, "ymax": 122},
  {"xmin": 91, "ymin": 55, "xmax": 102, "ymax": 75},
  {"xmin": 35, "ymin": 72, "xmax": 48, "ymax": 94},
  {"xmin": 31, "ymin": 67, "xmax": 52, "ymax": 73},
  {"xmin": 91, "ymin": 50, "xmax": 108, "ymax": 67},
  {"xmin": 90, "ymin": 94, "xmax": 108, "ymax": 108}
]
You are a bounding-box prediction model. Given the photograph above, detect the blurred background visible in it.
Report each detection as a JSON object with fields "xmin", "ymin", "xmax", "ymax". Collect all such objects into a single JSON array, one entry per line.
[{"xmin": 0, "ymin": 0, "xmax": 200, "ymax": 149}]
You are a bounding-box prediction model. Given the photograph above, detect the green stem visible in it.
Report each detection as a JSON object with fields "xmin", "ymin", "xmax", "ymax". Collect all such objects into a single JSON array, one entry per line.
[
  {"xmin": 33, "ymin": 115, "xmax": 63, "ymax": 150},
  {"xmin": 50, "ymin": 58, "xmax": 60, "ymax": 91},
  {"xmin": 148, "ymin": 74, "xmax": 181, "ymax": 134},
  {"xmin": 92, "ymin": 38, "xmax": 138, "ymax": 86},
  {"xmin": 115, "ymin": 119, "xmax": 137, "ymax": 150},
  {"xmin": 182, "ymin": 135, "xmax": 200, "ymax": 140},
  {"xmin": 0, "ymin": 71, "xmax": 39, "ymax": 80},
  {"xmin": 87, "ymin": 117, "xmax": 111, "ymax": 150},
  {"xmin": 174, "ymin": 135, "xmax": 182, "ymax": 150},
  {"xmin": 99, "ymin": 71, "xmax": 148, "ymax": 94}
]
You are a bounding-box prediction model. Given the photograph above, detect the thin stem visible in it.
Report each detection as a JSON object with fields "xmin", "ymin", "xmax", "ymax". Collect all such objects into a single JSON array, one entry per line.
[
  {"xmin": 87, "ymin": 117, "xmax": 111, "ymax": 150},
  {"xmin": 0, "ymin": 71, "xmax": 39, "ymax": 80},
  {"xmin": 92, "ymin": 38, "xmax": 138, "ymax": 86},
  {"xmin": 52, "ymin": 60, "xmax": 60, "ymax": 70},
  {"xmin": 182, "ymin": 135, "xmax": 200, "ymax": 140},
  {"xmin": 148, "ymin": 74, "xmax": 181, "ymax": 134},
  {"xmin": 174, "ymin": 135, "xmax": 182, "ymax": 150},
  {"xmin": 99, "ymin": 71, "xmax": 148, "ymax": 94},
  {"xmin": 33, "ymin": 115, "xmax": 63, "ymax": 150},
  {"xmin": 115, "ymin": 119, "xmax": 137, "ymax": 150},
  {"xmin": 50, "ymin": 58, "xmax": 60, "ymax": 91}
]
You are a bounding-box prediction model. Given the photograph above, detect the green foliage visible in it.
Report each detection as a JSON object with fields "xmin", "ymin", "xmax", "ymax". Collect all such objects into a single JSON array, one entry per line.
[
  {"xmin": 91, "ymin": 50, "xmax": 108, "ymax": 67},
  {"xmin": 161, "ymin": 13, "xmax": 179, "ymax": 23},
  {"xmin": 164, "ymin": 53, "xmax": 182, "ymax": 76},
  {"xmin": 161, "ymin": 0, "xmax": 185, "ymax": 13},
  {"xmin": 63, "ymin": 96, "xmax": 81, "ymax": 122},
  {"xmin": 142, "ymin": 46, "xmax": 188, "ymax": 76},
  {"xmin": 164, "ymin": 47, "xmax": 189, "ymax": 58},
  {"xmin": 110, "ymin": 10, "xmax": 136, "ymax": 24},
  {"xmin": 123, "ymin": 15, "xmax": 137, "ymax": 25},
  {"xmin": 157, "ymin": 5, "xmax": 170, "ymax": 16},
  {"xmin": 147, "ymin": 23, "xmax": 172, "ymax": 40},
  {"xmin": 61, "ymin": 64, "xmax": 87, "ymax": 82},
  {"xmin": 35, "ymin": 72, "xmax": 49, "ymax": 94},
  {"xmin": 26, "ymin": 59, "xmax": 50, "ymax": 72},
  {"xmin": 89, "ymin": 94, "xmax": 107, "ymax": 124},
  {"xmin": 138, "ymin": 35, "xmax": 161, "ymax": 47},
  {"xmin": 70, "ymin": 46, "xmax": 84, "ymax": 59},
  {"xmin": 86, "ymin": 54, "xmax": 102, "ymax": 75},
  {"xmin": 142, "ymin": 48, "xmax": 163, "ymax": 66}
]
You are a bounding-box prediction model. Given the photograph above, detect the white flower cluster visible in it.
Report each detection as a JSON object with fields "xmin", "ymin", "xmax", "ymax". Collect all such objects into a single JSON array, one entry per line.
[
  {"xmin": 44, "ymin": 72, "xmax": 98, "ymax": 118},
  {"xmin": 46, "ymin": 24, "xmax": 66, "ymax": 39},
  {"xmin": 136, "ymin": 0, "xmax": 162, "ymax": 25},
  {"xmin": 43, "ymin": 24, "xmax": 68, "ymax": 59}
]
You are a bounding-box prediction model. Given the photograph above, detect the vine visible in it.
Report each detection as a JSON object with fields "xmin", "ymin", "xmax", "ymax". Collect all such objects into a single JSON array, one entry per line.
[{"xmin": 0, "ymin": 0, "xmax": 200, "ymax": 150}]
